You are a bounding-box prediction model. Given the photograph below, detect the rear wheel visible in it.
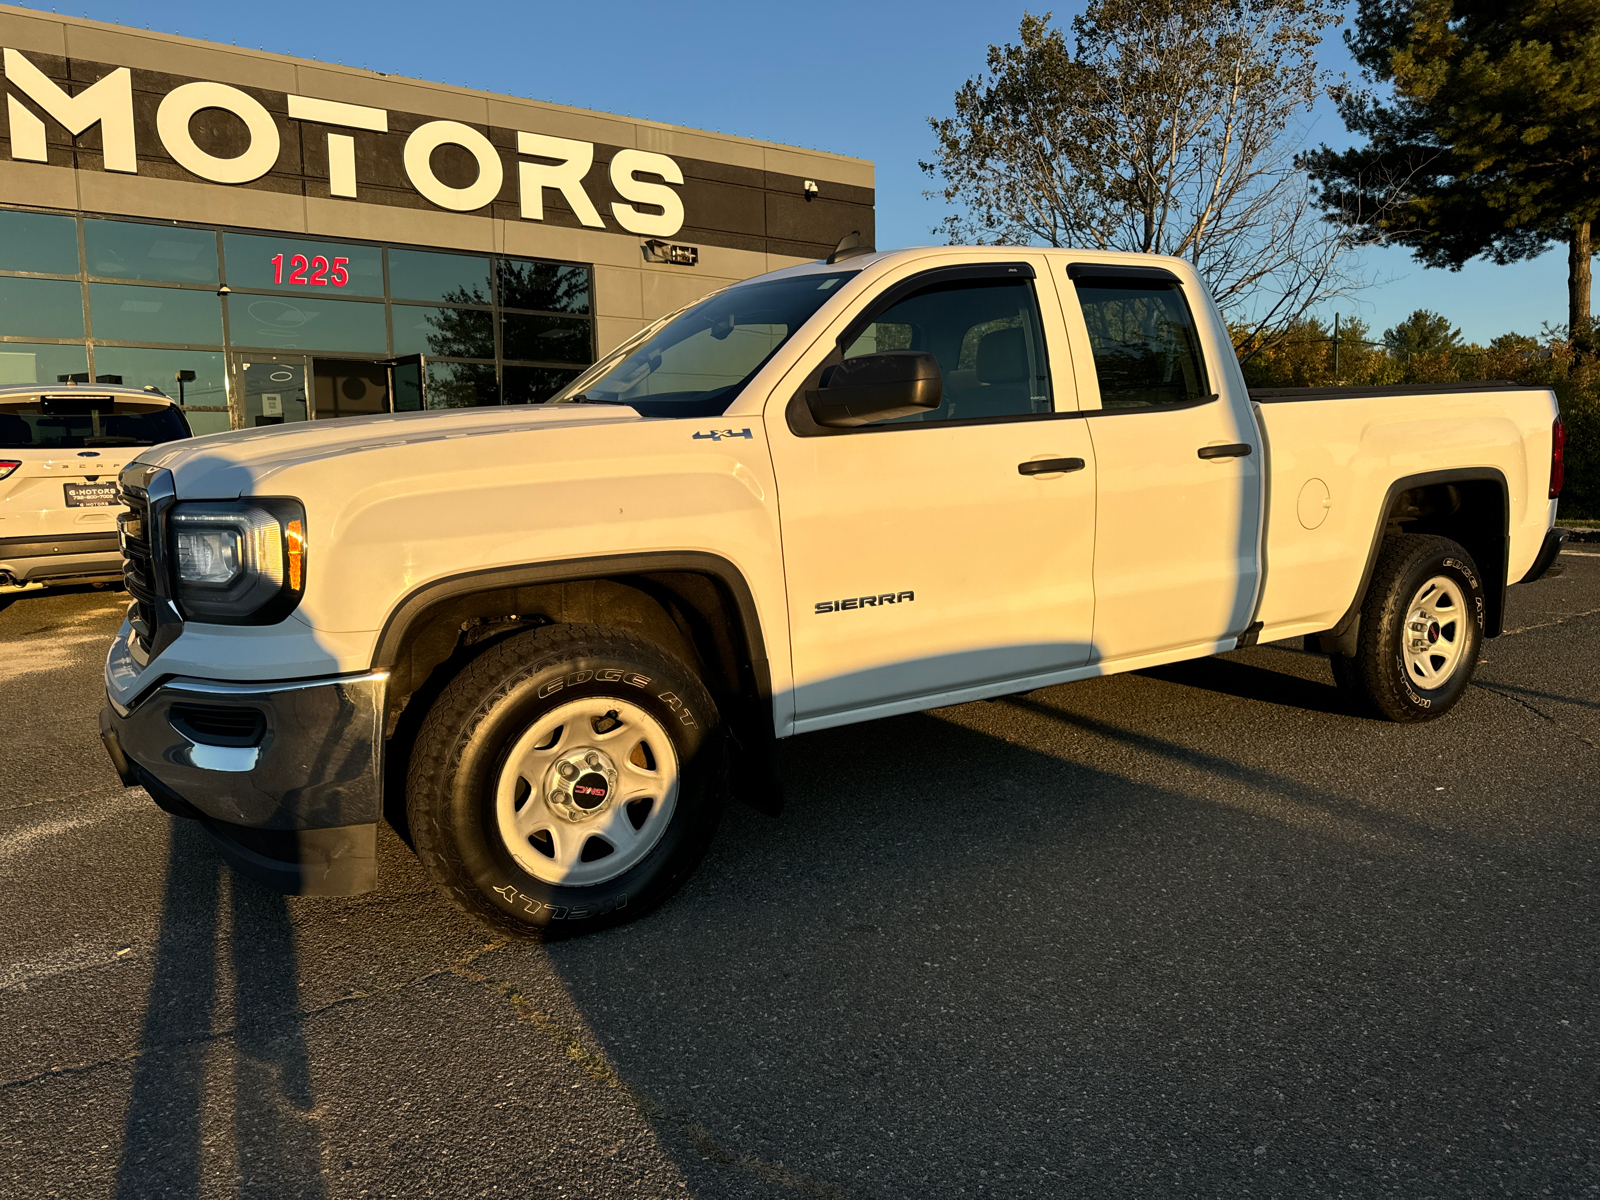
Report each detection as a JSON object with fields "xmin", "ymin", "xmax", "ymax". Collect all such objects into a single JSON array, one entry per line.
[
  {"xmin": 1330, "ymin": 534, "xmax": 1485, "ymax": 722},
  {"xmin": 407, "ymin": 623, "xmax": 723, "ymax": 938}
]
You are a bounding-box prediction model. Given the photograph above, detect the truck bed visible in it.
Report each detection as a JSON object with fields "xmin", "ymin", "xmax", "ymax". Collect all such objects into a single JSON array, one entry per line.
[{"xmin": 1249, "ymin": 382, "xmax": 1560, "ymax": 645}]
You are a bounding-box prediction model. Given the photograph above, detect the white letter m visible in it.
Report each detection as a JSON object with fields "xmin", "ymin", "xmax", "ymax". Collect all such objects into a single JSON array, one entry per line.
[{"xmin": 4, "ymin": 48, "xmax": 136, "ymax": 173}]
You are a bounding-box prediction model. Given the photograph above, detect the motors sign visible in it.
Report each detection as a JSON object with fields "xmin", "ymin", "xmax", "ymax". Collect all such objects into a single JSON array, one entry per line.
[{"xmin": 0, "ymin": 47, "xmax": 686, "ymax": 237}]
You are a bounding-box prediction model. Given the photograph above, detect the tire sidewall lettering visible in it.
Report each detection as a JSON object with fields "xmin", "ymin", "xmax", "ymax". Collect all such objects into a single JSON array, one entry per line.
[
  {"xmin": 438, "ymin": 639, "xmax": 718, "ymax": 936},
  {"xmin": 1388, "ymin": 545, "xmax": 1483, "ymax": 716}
]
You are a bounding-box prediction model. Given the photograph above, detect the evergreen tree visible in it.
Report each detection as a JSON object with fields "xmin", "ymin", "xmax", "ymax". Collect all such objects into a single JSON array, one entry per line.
[
  {"xmin": 1303, "ymin": 0, "xmax": 1600, "ymax": 349},
  {"xmin": 1382, "ymin": 309, "xmax": 1462, "ymax": 359}
]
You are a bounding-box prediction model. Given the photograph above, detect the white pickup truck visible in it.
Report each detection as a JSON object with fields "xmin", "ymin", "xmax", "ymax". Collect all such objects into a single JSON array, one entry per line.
[{"xmin": 100, "ymin": 246, "xmax": 1567, "ymax": 936}]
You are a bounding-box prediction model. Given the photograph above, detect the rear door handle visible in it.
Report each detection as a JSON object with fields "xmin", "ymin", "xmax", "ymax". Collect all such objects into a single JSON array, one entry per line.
[
  {"xmin": 1018, "ymin": 457, "xmax": 1086, "ymax": 476},
  {"xmin": 1197, "ymin": 443, "xmax": 1252, "ymax": 459}
]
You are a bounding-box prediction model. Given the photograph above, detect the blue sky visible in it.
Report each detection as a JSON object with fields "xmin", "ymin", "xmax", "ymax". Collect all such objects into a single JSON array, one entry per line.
[{"xmin": 87, "ymin": 0, "xmax": 1575, "ymax": 344}]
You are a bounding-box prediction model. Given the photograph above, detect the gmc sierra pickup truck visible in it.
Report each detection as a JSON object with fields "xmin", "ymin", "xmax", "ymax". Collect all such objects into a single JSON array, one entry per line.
[{"xmin": 100, "ymin": 246, "xmax": 1567, "ymax": 937}]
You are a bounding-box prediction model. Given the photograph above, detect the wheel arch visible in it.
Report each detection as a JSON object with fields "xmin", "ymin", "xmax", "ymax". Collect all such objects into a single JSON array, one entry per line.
[
  {"xmin": 372, "ymin": 553, "xmax": 774, "ymax": 829},
  {"xmin": 1321, "ymin": 468, "xmax": 1509, "ymax": 653}
]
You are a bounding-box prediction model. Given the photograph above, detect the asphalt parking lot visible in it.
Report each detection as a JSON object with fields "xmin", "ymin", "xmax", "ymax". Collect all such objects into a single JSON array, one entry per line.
[{"xmin": 2, "ymin": 551, "xmax": 1597, "ymax": 1199}]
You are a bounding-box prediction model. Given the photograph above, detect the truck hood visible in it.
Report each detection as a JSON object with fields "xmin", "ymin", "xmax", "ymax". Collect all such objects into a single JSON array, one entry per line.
[{"xmin": 132, "ymin": 403, "xmax": 643, "ymax": 498}]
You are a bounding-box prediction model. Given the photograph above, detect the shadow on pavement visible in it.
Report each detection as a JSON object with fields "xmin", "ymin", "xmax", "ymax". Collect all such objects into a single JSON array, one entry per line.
[
  {"xmin": 537, "ymin": 687, "xmax": 1599, "ymax": 1197},
  {"xmin": 1135, "ymin": 650, "xmax": 1354, "ymax": 716},
  {"xmin": 113, "ymin": 818, "xmax": 324, "ymax": 1199}
]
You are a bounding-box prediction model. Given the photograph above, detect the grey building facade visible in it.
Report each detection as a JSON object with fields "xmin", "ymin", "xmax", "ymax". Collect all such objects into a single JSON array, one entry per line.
[{"xmin": 0, "ymin": 6, "xmax": 874, "ymax": 432}]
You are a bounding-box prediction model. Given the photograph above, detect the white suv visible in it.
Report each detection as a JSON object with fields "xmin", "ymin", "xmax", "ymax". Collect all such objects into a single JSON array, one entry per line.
[{"xmin": 0, "ymin": 384, "xmax": 192, "ymax": 589}]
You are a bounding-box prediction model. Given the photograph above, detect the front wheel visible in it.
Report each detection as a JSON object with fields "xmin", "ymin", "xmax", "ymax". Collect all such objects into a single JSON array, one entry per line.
[
  {"xmin": 1330, "ymin": 533, "xmax": 1485, "ymax": 722},
  {"xmin": 406, "ymin": 623, "xmax": 724, "ymax": 938}
]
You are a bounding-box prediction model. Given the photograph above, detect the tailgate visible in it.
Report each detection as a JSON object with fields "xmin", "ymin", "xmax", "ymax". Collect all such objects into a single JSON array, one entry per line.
[{"xmin": 0, "ymin": 452, "xmax": 128, "ymax": 544}]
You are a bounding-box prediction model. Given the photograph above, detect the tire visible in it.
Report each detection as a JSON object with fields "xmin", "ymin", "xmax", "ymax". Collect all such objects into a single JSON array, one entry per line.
[
  {"xmin": 406, "ymin": 622, "xmax": 724, "ymax": 938},
  {"xmin": 1329, "ymin": 533, "xmax": 1485, "ymax": 722}
]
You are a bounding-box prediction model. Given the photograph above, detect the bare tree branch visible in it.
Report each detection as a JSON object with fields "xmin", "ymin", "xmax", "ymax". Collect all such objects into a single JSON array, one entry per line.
[{"xmin": 922, "ymin": 1, "xmax": 1366, "ymax": 356}]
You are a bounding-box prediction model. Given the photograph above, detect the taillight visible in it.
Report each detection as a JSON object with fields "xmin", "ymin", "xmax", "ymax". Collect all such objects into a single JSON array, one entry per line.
[
  {"xmin": 1551, "ymin": 416, "xmax": 1566, "ymax": 499},
  {"xmin": 0, "ymin": 459, "xmax": 19, "ymax": 481}
]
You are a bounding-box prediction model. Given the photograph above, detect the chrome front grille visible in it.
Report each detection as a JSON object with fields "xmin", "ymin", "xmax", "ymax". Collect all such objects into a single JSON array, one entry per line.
[
  {"xmin": 115, "ymin": 464, "xmax": 180, "ymax": 657},
  {"xmin": 117, "ymin": 484, "xmax": 157, "ymax": 649}
]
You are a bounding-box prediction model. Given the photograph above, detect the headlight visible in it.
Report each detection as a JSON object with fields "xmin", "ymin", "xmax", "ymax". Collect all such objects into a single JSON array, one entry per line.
[{"xmin": 169, "ymin": 499, "xmax": 306, "ymax": 623}]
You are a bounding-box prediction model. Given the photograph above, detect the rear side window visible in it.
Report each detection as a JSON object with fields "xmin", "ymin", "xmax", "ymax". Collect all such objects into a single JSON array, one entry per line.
[
  {"xmin": 0, "ymin": 399, "xmax": 191, "ymax": 450},
  {"xmin": 1073, "ymin": 276, "xmax": 1209, "ymax": 409}
]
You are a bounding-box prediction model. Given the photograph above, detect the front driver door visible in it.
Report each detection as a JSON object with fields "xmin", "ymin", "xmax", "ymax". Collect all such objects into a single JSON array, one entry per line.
[{"xmin": 768, "ymin": 262, "xmax": 1098, "ymax": 730}]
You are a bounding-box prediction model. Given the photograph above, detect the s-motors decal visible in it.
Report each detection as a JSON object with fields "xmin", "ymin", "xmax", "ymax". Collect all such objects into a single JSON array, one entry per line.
[
  {"xmin": 692, "ymin": 428, "xmax": 753, "ymax": 441},
  {"xmin": 815, "ymin": 591, "xmax": 915, "ymax": 614}
]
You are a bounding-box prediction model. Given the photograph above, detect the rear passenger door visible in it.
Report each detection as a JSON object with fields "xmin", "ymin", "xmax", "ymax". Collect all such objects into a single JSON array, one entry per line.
[
  {"xmin": 1064, "ymin": 264, "xmax": 1262, "ymax": 662},
  {"xmin": 768, "ymin": 261, "xmax": 1099, "ymax": 729}
]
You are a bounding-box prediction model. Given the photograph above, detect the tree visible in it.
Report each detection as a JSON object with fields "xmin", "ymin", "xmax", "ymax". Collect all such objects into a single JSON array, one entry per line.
[
  {"xmin": 922, "ymin": 2, "xmax": 1354, "ymax": 358},
  {"xmin": 1382, "ymin": 308, "xmax": 1461, "ymax": 359},
  {"xmin": 1234, "ymin": 313, "xmax": 1385, "ymax": 385},
  {"xmin": 1303, "ymin": 0, "xmax": 1600, "ymax": 351}
]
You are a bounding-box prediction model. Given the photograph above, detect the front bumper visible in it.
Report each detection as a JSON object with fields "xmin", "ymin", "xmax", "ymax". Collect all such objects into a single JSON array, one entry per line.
[{"xmin": 102, "ymin": 666, "xmax": 387, "ymax": 896}]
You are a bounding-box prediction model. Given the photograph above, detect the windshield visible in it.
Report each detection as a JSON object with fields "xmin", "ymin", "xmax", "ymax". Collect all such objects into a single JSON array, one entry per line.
[
  {"xmin": 551, "ymin": 270, "xmax": 858, "ymax": 417},
  {"xmin": 0, "ymin": 400, "xmax": 191, "ymax": 450}
]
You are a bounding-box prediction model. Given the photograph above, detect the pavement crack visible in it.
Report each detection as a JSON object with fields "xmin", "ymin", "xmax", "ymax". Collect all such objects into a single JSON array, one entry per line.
[
  {"xmin": 1473, "ymin": 682, "xmax": 1600, "ymax": 752},
  {"xmin": 451, "ymin": 961, "xmax": 852, "ymax": 1200},
  {"xmin": 0, "ymin": 939, "xmax": 508, "ymax": 1093},
  {"xmin": 1497, "ymin": 605, "xmax": 1600, "ymax": 637}
]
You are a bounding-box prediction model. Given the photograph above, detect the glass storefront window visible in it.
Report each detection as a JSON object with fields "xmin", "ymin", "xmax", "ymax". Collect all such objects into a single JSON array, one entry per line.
[
  {"xmin": 503, "ymin": 364, "xmax": 581, "ymax": 405},
  {"xmin": 89, "ymin": 283, "xmax": 223, "ymax": 345},
  {"xmin": 389, "ymin": 249, "xmax": 492, "ymax": 305},
  {"xmin": 392, "ymin": 306, "xmax": 493, "ymax": 359},
  {"xmin": 226, "ymin": 294, "xmax": 387, "ymax": 353},
  {"xmin": 0, "ymin": 208, "xmax": 598, "ymax": 424},
  {"xmin": 85, "ymin": 220, "xmax": 218, "ymax": 284},
  {"xmin": 92, "ymin": 347, "xmax": 230, "ymax": 436},
  {"xmin": 0, "ymin": 210, "xmax": 80, "ymax": 275},
  {"xmin": 222, "ymin": 233, "xmax": 384, "ymax": 297},
  {"xmin": 501, "ymin": 312, "xmax": 591, "ymax": 365},
  {"xmin": 237, "ymin": 357, "xmax": 310, "ymax": 427},
  {"xmin": 497, "ymin": 260, "xmax": 590, "ymax": 314},
  {"xmin": 0, "ymin": 341, "xmax": 88, "ymax": 385},
  {"xmin": 0, "ymin": 277, "xmax": 85, "ymax": 339},
  {"xmin": 425, "ymin": 360, "xmax": 499, "ymax": 408}
]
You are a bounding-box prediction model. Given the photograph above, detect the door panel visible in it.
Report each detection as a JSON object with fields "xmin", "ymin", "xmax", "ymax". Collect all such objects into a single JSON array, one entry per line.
[
  {"xmin": 773, "ymin": 421, "xmax": 1097, "ymax": 720},
  {"xmin": 770, "ymin": 268, "xmax": 1096, "ymax": 724},
  {"xmin": 1086, "ymin": 406, "xmax": 1261, "ymax": 659},
  {"xmin": 1065, "ymin": 266, "xmax": 1262, "ymax": 661}
]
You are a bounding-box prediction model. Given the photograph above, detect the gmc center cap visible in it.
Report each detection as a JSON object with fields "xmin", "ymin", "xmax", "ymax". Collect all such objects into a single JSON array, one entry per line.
[{"xmin": 572, "ymin": 772, "xmax": 610, "ymax": 809}]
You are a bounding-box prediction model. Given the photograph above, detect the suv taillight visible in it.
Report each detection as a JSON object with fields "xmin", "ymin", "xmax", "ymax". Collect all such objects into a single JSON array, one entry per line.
[
  {"xmin": 1551, "ymin": 416, "xmax": 1566, "ymax": 499},
  {"xmin": 0, "ymin": 459, "xmax": 18, "ymax": 481}
]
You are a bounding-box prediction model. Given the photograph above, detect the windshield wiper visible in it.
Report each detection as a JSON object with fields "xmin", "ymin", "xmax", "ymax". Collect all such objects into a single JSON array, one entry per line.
[{"xmin": 560, "ymin": 394, "xmax": 628, "ymax": 405}]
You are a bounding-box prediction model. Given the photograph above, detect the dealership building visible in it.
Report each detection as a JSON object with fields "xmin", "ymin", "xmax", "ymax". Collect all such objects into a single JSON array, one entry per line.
[{"xmin": 0, "ymin": 6, "xmax": 874, "ymax": 433}]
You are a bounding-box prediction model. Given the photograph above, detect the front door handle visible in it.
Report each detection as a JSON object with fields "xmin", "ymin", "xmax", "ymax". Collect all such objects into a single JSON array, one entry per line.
[
  {"xmin": 1197, "ymin": 443, "xmax": 1252, "ymax": 459},
  {"xmin": 1018, "ymin": 457, "xmax": 1086, "ymax": 476}
]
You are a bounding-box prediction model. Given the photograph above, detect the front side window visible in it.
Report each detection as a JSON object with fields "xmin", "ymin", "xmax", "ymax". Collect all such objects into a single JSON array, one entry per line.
[
  {"xmin": 0, "ymin": 399, "xmax": 190, "ymax": 450},
  {"xmin": 1074, "ymin": 276, "xmax": 1210, "ymax": 409},
  {"xmin": 553, "ymin": 272, "xmax": 856, "ymax": 417},
  {"xmin": 840, "ymin": 278, "xmax": 1052, "ymax": 424}
]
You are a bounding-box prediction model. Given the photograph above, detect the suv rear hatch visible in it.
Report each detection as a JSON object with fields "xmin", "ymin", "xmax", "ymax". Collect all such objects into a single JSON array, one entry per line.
[{"xmin": 0, "ymin": 393, "xmax": 192, "ymax": 548}]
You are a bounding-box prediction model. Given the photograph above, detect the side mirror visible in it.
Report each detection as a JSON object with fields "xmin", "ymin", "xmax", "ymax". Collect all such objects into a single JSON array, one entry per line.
[{"xmin": 806, "ymin": 351, "xmax": 942, "ymax": 428}]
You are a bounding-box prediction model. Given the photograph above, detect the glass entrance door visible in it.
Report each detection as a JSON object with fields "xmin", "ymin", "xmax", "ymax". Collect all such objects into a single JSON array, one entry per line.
[
  {"xmin": 231, "ymin": 354, "xmax": 309, "ymax": 429},
  {"xmin": 390, "ymin": 354, "xmax": 425, "ymax": 411}
]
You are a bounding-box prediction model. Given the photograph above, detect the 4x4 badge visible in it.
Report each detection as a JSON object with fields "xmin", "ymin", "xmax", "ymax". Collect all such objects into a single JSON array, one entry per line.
[{"xmin": 693, "ymin": 428, "xmax": 752, "ymax": 441}]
